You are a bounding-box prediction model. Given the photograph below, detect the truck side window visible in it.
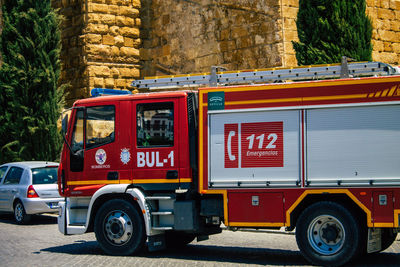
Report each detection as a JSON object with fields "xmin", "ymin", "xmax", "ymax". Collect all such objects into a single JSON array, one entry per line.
[
  {"xmin": 71, "ymin": 109, "xmax": 84, "ymax": 153},
  {"xmin": 86, "ymin": 105, "xmax": 115, "ymax": 150},
  {"xmin": 137, "ymin": 102, "xmax": 174, "ymax": 147}
]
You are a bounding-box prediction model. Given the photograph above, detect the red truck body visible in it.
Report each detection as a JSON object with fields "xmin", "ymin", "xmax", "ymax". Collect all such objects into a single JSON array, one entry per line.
[
  {"xmin": 199, "ymin": 76, "xmax": 400, "ymax": 229},
  {"xmin": 58, "ymin": 66, "xmax": 400, "ymax": 266}
]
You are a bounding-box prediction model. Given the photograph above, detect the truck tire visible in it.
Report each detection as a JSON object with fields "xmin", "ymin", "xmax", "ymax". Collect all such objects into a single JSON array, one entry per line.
[
  {"xmin": 380, "ymin": 229, "xmax": 398, "ymax": 252},
  {"xmin": 296, "ymin": 201, "xmax": 361, "ymax": 267},
  {"xmin": 165, "ymin": 231, "xmax": 196, "ymax": 248},
  {"xmin": 14, "ymin": 201, "xmax": 31, "ymax": 224},
  {"xmin": 94, "ymin": 199, "xmax": 146, "ymax": 255}
]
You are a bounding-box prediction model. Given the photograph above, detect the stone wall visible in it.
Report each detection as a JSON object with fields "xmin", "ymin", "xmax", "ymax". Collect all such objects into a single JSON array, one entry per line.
[
  {"xmin": 276, "ymin": 0, "xmax": 400, "ymax": 67},
  {"xmin": 366, "ymin": 0, "xmax": 400, "ymax": 64},
  {"xmin": 52, "ymin": 0, "xmax": 141, "ymax": 105},
  {"xmin": 140, "ymin": 0, "xmax": 284, "ymax": 77},
  {"xmin": 1, "ymin": 1, "xmax": 397, "ymax": 104},
  {"xmin": 141, "ymin": 0, "xmax": 400, "ymax": 77},
  {"xmin": 281, "ymin": 0, "xmax": 299, "ymax": 67}
]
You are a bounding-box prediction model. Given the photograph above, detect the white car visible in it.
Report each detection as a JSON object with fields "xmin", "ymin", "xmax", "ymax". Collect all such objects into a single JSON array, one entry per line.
[{"xmin": 0, "ymin": 161, "xmax": 63, "ymax": 224}]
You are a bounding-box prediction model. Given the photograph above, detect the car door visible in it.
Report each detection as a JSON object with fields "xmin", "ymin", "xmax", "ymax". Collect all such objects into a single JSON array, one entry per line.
[
  {"xmin": 1, "ymin": 167, "xmax": 24, "ymax": 211},
  {"xmin": 0, "ymin": 166, "xmax": 10, "ymax": 210}
]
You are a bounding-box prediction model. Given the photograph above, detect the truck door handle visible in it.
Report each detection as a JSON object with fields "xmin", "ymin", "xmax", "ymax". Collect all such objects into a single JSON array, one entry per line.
[
  {"xmin": 166, "ymin": 170, "xmax": 178, "ymax": 179},
  {"xmin": 11, "ymin": 190, "xmax": 17, "ymax": 193},
  {"xmin": 107, "ymin": 172, "xmax": 119, "ymax": 180}
]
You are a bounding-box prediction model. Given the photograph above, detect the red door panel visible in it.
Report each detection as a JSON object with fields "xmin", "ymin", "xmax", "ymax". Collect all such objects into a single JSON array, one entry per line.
[
  {"xmin": 228, "ymin": 192, "xmax": 284, "ymax": 223},
  {"xmin": 373, "ymin": 191, "xmax": 394, "ymax": 225}
]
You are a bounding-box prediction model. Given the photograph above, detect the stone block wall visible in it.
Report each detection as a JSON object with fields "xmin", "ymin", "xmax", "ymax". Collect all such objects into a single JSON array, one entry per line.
[
  {"xmin": 276, "ymin": 0, "xmax": 400, "ymax": 67},
  {"xmin": 140, "ymin": 0, "xmax": 400, "ymax": 77},
  {"xmin": 1, "ymin": 0, "xmax": 398, "ymax": 104},
  {"xmin": 281, "ymin": 0, "xmax": 299, "ymax": 67},
  {"xmin": 366, "ymin": 0, "xmax": 400, "ymax": 64},
  {"xmin": 52, "ymin": 0, "xmax": 141, "ymax": 105},
  {"xmin": 140, "ymin": 0, "xmax": 284, "ymax": 77},
  {"xmin": 51, "ymin": 0, "xmax": 86, "ymax": 102}
]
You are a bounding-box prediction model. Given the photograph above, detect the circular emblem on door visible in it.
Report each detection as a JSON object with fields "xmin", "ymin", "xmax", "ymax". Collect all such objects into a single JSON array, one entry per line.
[{"xmin": 95, "ymin": 149, "xmax": 107, "ymax": 165}]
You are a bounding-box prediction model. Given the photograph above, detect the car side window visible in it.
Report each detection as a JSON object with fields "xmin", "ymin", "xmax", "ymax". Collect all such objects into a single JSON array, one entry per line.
[
  {"xmin": 0, "ymin": 166, "xmax": 8, "ymax": 184},
  {"xmin": 3, "ymin": 167, "xmax": 24, "ymax": 185}
]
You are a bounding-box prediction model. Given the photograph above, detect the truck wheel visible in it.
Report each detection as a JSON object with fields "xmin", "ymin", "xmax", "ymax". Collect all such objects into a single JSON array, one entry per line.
[
  {"xmin": 296, "ymin": 201, "xmax": 360, "ymax": 267},
  {"xmin": 165, "ymin": 231, "xmax": 196, "ymax": 248},
  {"xmin": 94, "ymin": 199, "xmax": 146, "ymax": 255},
  {"xmin": 14, "ymin": 201, "xmax": 31, "ymax": 224},
  {"xmin": 380, "ymin": 229, "xmax": 397, "ymax": 252}
]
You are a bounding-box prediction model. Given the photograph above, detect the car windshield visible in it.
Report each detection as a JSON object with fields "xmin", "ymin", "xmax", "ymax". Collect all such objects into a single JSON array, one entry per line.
[{"xmin": 31, "ymin": 167, "xmax": 58, "ymax": 184}]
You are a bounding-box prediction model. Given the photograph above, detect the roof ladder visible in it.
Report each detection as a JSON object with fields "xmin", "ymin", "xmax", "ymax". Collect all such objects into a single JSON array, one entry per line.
[{"xmin": 132, "ymin": 58, "xmax": 398, "ymax": 90}]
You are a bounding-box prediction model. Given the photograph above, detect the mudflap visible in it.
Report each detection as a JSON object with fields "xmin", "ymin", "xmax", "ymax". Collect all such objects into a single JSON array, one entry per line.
[
  {"xmin": 367, "ymin": 228, "xmax": 382, "ymax": 253},
  {"xmin": 147, "ymin": 234, "xmax": 166, "ymax": 252}
]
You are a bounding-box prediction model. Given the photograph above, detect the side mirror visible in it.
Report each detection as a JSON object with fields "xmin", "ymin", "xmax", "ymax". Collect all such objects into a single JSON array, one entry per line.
[{"xmin": 62, "ymin": 114, "xmax": 68, "ymax": 134}]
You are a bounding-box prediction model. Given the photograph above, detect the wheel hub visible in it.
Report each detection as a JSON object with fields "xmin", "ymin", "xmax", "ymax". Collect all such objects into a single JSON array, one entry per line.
[
  {"xmin": 308, "ymin": 215, "xmax": 345, "ymax": 255},
  {"xmin": 15, "ymin": 203, "xmax": 23, "ymax": 221},
  {"xmin": 321, "ymin": 223, "xmax": 340, "ymax": 243},
  {"xmin": 104, "ymin": 211, "xmax": 133, "ymax": 245}
]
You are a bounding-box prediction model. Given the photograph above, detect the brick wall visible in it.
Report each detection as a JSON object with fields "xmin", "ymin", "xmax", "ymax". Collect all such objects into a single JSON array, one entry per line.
[
  {"xmin": 52, "ymin": 0, "xmax": 141, "ymax": 105},
  {"xmin": 140, "ymin": 0, "xmax": 284, "ymax": 77},
  {"xmin": 366, "ymin": 0, "xmax": 400, "ymax": 64},
  {"xmin": 11, "ymin": 0, "xmax": 399, "ymax": 103},
  {"xmin": 279, "ymin": 0, "xmax": 400, "ymax": 67}
]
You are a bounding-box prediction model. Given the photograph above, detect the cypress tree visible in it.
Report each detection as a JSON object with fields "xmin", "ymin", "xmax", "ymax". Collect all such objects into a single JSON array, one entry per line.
[
  {"xmin": 292, "ymin": 0, "xmax": 373, "ymax": 65},
  {"xmin": 0, "ymin": 0, "xmax": 65, "ymax": 163}
]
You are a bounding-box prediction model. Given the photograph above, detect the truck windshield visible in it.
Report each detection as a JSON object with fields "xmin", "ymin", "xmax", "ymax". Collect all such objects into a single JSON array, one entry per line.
[
  {"xmin": 86, "ymin": 105, "xmax": 115, "ymax": 149},
  {"xmin": 71, "ymin": 109, "xmax": 84, "ymax": 153},
  {"xmin": 32, "ymin": 167, "xmax": 58, "ymax": 184}
]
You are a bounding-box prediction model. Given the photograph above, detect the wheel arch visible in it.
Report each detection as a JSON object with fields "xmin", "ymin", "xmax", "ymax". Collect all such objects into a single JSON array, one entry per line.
[
  {"xmin": 87, "ymin": 192, "xmax": 141, "ymax": 232},
  {"xmin": 85, "ymin": 186, "xmax": 150, "ymax": 236},
  {"xmin": 13, "ymin": 198, "xmax": 21, "ymax": 207},
  {"xmin": 287, "ymin": 191, "xmax": 369, "ymax": 230},
  {"xmin": 13, "ymin": 197, "xmax": 25, "ymax": 211}
]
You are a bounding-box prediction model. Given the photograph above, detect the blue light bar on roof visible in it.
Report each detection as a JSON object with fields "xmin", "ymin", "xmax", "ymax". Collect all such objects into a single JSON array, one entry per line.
[{"xmin": 91, "ymin": 88, "xmax": 133, "ymax": 97}]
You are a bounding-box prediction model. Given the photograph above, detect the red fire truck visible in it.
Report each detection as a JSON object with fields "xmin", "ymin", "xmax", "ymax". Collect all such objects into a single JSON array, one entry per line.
[{"xmin": 58, "ymin": 60, "xmax": 400, "ymax": 266}]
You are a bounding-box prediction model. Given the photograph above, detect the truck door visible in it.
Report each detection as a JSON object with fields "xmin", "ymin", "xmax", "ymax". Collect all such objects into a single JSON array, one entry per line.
[
  {"xmin": 134, "ymin": 100, "xmax": 180, "ymax": 189},
  {"xmin": 61, "ymin": 103, "xmax": 120, "ymax": 196},
  {"xmin": 59, "ymin": 107, "xmax": 84, "ymax": 196},
  {"xmin": 82, "ymin": 104, "xmax": 120, "ymax": 189}
]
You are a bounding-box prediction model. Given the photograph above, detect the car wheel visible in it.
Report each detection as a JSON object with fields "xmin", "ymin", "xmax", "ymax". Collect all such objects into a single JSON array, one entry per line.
[
  {"xmin": 296, "ymin": 201, "xmax": 361, "ymax": 267},
  {"xmin": 14, "ymin": 201, "xmax": 31, "ymax": 224},
  {"xmin": 94, "ymin": 199, "xmax": 146, "ymax": 255}
]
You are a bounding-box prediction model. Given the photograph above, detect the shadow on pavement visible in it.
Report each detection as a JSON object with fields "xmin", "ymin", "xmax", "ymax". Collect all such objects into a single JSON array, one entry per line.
[
  {"xmin": 41, "ymin": 240, "xmax": 102, "ymax": 255},
  {"xmin": 351, "ymin": 251, "xmax": 400, "ymax": 267},
  {"xmin": 42, "ymin": 241, "xmax": 309, "ymax": 266},
  {"xmin": 40, "ymin": 240, "xmax": 400, "ymax": 266},
  {"xmin": 0, "ymin": 213, "xmax": 57, "ymax": 225}
]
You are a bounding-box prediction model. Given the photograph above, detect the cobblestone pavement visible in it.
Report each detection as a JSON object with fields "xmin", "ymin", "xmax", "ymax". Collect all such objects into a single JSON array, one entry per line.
[{"xmin": 0, "ymin": 213, "xmax": 399, "ymax": 267}]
